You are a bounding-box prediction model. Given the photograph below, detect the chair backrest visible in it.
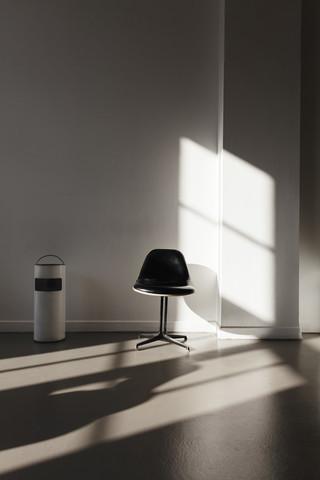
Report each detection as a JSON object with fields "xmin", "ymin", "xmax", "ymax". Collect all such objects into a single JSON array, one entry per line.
[{"xmin": 134, "ymin": 249, "xmax": 195, "ymax": 295}]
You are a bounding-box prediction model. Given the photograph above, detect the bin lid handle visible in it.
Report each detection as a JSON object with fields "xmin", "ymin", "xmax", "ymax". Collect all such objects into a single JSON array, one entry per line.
[{"xmin": 35, "ymin": 255, "xmax": 65, "ymax": 265}]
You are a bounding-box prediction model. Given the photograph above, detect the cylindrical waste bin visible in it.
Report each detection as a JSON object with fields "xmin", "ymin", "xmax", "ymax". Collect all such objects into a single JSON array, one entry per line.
[{"xmin": 34, "ymin": 255, "xmax": 66, "ymax": 342}]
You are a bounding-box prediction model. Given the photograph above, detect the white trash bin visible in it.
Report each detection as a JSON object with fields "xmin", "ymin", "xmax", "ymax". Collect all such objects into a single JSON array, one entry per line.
[{"xmin": 34, "ymin": 255, "xmax": 66, "ymax": 342}]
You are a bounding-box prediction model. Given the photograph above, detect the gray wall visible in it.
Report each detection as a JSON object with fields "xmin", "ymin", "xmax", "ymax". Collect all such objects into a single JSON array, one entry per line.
[
  {"xmin": 300, "ymin": 0, "xmax": 320, "ymax": 332},
  {"xmin": 221, "ymin": 0, "xmax": 301, "ymax": 337},
  {"xmin": 0, "ymin": 0, "xmax": 220, "ymax": 326}
]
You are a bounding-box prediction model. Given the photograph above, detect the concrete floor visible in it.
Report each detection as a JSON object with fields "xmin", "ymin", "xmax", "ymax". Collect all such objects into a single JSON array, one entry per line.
[{"xmin": 0, "ymin": 332, "xmax": 319, "ymax": 479}]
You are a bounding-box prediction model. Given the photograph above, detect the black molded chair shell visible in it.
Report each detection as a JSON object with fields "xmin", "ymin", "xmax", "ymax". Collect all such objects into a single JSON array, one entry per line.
[{"xmin": 133, "ymin": 249, "xmax": 195, "ymax": 296}]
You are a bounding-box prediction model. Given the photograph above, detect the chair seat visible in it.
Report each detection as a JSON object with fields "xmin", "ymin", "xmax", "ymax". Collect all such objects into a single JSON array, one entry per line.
[{"xmin": 133, "ymin": 284, "xmax": 195, "ymax": 296}]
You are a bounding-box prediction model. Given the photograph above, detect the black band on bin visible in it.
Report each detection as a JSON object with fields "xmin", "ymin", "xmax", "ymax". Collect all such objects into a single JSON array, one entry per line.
[{"xmin": 35, "ymin": 278, "xmax": 62, "ymax": 292}]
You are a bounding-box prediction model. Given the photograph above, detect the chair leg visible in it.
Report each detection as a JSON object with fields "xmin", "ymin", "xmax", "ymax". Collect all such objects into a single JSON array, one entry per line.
[
  {"xmin": 168, "ymin": 334, "xmax": 188, "ymax": 341},
  {"xmin": 163, "ymin": 334, "xmax": 190, "ymax": 351},
  {"xmin": 136, "ymin": 334, "xmax": 163, "ymax": 349},
  {"xmin": 136, "ymin": 296, "xmax": 190, "ymax": 351}
]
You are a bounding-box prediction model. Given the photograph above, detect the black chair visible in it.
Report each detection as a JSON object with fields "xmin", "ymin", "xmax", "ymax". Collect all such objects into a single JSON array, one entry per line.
[{"xmin": 133, "ymin": 249, "xmax": 195, "ymax": 351}]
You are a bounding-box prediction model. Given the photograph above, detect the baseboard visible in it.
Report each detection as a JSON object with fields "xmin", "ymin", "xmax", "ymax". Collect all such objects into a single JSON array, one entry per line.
[
  {"xmin": 0, "ymin": 320, "xmax": 217, "ymax": 333},
  {"xmin": 217, "ymin": 326, "xmax": 302, "ymax": 340},
  {"xmin": 0, "ymin": 322, "xmax": 301, "ymax": 338},
  {"xmin": 0, "ymin": 321, "xmax": 34, "ymax": 332}
]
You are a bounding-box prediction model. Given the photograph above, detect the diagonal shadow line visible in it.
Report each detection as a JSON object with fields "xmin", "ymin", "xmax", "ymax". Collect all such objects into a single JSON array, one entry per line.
[
  {"xmin": 0, "ymin": 337, "xmax": 273, "ymax": 377},
  {"xmin": 0, "ymin": 348, "xmax": 136, "ymax": 375},
  {"xmin": 0, "ymin": 333, "xmax": 221, "ymax": 375}
]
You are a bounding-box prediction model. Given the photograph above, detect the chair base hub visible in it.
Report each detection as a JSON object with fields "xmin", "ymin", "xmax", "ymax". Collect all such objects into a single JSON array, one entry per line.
[{"xmin": 136, "ymin": 332, "xmax": 190, "ymax": 351}]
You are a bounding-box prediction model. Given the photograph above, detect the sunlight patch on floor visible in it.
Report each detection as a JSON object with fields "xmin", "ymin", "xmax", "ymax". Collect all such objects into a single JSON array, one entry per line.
[
  {"xmin": 0, "ymin": 339, "xmax": 190, "ymax": 391},
  {"xmin": 0, "ymin": 337, "xmax": 306, "ymax": 475}
]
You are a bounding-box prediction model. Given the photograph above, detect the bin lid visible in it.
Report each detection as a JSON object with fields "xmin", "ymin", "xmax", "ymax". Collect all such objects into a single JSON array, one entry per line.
[{"xmin": 35, "ymin": 255, "xmax": 65, "ymax": 266}]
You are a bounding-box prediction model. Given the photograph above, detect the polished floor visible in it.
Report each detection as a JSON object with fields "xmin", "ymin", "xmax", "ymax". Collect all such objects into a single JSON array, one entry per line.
[{"xmin": 0, "ymin": 332, "xmax": 319, "ymax": 479}]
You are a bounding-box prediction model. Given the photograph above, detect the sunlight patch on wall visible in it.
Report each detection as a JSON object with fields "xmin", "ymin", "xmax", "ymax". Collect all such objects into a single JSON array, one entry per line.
[
  {"xmin": 177, "ymin": 138, "xmax": 220, "ymax": 329},
  {"xmin": 179, "ymin": 138, "xmax": 219, "ymax": 226},
  {"xmin": 223, "ymin": 150, "xmax": 275, "ymax": 249},
  {"xmin": 223, "ymin": 228, "xmax": 275, "ymax": 322},
  {"xmin": 222, "ymin": 150, "xmax": 276, "ymax": 325}
]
